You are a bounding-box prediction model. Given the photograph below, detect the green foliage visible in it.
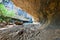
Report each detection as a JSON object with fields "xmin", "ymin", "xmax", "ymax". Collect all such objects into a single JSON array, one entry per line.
[
  {"xmin": 0, "ymin": 5, "xmax": 11, "ymax": 23},
  {"xmin": 0, "ymin": 14, "xmax": 11, "ymax": 23},
  {"xmin": 0, "ymin": 3, "xmax": 16, "ymax": 17},
  {"xmin": 0, "ymin": 3, "xmax": 24, "ymax": 24},
  {"xmin": 0, "ymin": 3, "xmax": 16, "ymax": 23}
]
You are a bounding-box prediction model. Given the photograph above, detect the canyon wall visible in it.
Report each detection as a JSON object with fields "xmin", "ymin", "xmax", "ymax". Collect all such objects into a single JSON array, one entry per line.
[
  {"xmin": 12, "ymin": 0, "xmax": 60, "ymax": 29},
  {"xmin": 12, "ymin": 0, "xmax": 40, "ymax": 22}
]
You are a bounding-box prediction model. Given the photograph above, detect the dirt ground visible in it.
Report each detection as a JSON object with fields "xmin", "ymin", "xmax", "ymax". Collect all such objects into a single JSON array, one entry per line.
[{"xmin": 0, "ymin": 25, "xmax": 60, "ymax": 40}]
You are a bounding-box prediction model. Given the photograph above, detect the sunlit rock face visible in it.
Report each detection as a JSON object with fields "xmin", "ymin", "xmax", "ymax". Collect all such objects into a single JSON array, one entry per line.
[
  {"xmin": 12, "ymin": 0, "xmax": 40, "ymax": 22},
  {"xmin": 12, "ymin": 0, "xmax": 60, "ymax": 29}
]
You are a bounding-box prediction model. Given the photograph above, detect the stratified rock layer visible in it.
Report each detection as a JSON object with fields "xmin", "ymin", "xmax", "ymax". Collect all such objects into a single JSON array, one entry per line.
[
  {"xmin": 12, "ymin": 0, "xmax": 60, "ymax": 29},
  {"xmin": 12, "ymin": 0, "xmax": 60, "ymax": 22},
  {"xmin": 12, "ymin": 0, "xmax": 40, "ymax": 22}
]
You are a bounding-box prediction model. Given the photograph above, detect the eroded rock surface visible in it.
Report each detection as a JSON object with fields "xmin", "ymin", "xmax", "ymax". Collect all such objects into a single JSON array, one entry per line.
[
  {"xmin": 12, "ymin": 0, "xmax": 60, "ymax": 29},
  {"xmin": 0, "ymin": 0, "xmax": 60, "ymax": 40}
]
